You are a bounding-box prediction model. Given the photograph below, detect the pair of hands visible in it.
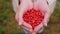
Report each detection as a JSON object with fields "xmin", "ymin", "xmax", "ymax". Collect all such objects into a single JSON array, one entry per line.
[
  {"xmin": 15, "ymin": 7, "xmax": 48, "ymax": 34},
  {"xmin": 15, "ymin": 11, "xmax": 48, "ymax": 34}
]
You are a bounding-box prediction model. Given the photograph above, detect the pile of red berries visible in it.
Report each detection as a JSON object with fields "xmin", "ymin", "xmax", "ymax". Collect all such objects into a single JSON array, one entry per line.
[{"xmin": 23, "ymin": 8, "xmax": 44, "ymax": 29}]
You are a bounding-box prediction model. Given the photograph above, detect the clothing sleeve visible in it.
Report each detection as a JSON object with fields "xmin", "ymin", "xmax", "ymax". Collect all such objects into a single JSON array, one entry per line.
[
  {"xmin": 43, "ymin": 0, "xmax": 56, "ymax": 25},
  {"xmin": 47, "ymin": 0, "xmax": 56, "ymax": 14},
  {"xmin": 12, "ymin": 0, "xmax": 19, "ymax": 13}
]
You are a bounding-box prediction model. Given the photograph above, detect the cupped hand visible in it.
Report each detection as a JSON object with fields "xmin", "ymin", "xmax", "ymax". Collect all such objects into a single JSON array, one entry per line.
[
  {"xmin": 32, "ymin": 0, "xmax": 50, "ymax": 33},
  {"xmin": 15, "ymin": 0, "xmax": 33, "ymax": 32},
  {"xmin": 33, "ymin": 22, "xmax": 43, "ymax": 33},
  {"xmin": 32, "ymin": 18, "xmax": 49, "ymax": 33}
]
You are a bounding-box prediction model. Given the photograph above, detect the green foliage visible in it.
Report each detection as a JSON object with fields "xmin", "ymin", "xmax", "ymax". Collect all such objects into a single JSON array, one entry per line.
[
  {"xmin": 0, "ymin": 26, "xmax": 6, "ymax": 34},
  {"xmin": 12, "ymin": 30, "xmax": 21, "ymax": 34},
  {"xmin": 0, "ymin": 0, "xmax": 12, "ymax": 34}
]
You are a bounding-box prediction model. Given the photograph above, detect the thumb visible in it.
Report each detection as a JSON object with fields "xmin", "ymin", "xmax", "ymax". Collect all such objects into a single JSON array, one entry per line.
[
  {"xmin": 31, "ymin": 31, "xmax": 36, "ymax": 34},
  {"xmin": 18, "ymin": 21, "xmax": 23, "ymax": 25},
  {"xmin": 43, "ymin": 19, "xmax": 49, "ymax": 27},
  {"xmin": 18, "ymin": 17, "xmax": 23, "ymax": 25},
  {"xmin": 18, "ymin": 12, "xmax": 24, "ymax": 26},
  {"xmin": 43, "ymin": 22, "xmax": 47, "ymax": 27}
]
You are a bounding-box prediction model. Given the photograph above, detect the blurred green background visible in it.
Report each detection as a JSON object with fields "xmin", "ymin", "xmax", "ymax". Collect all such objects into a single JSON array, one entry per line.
[{"xmin": 0, "ymin": 0, "xmax": 60, "ymax": 34}]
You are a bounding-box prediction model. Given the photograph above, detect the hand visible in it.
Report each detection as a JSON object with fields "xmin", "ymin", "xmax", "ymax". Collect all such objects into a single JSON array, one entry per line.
[
  {"xmin": 33, "ymin": 23, "xmax": 43, "ymax": 33},
  {"xmin": 22, "ymin": 22, "xmax": 33, "ymax": 32},
  {"xmin": 33, "ymin": 0, "xmax": 50, "ymax": 33},
  {"xmin": 33, "ymin": 18, "xmax": 49, "ymax": 33},
  {"xmin": 31, "ymin": 31, "xmax": 36, "ymax": 34},
  {"xmin": 15, "ymin": 8, "xmax": 33, "ymax": 33},
  {"xmin": 15, "ymin": 0, "xmax": 33, "ymax": 32}
]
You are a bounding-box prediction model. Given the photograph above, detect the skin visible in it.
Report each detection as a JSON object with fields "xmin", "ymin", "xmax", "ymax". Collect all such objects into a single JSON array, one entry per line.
[{"xmin": 13, "ymin": 0, "xmax": 56, "ymax": 34}]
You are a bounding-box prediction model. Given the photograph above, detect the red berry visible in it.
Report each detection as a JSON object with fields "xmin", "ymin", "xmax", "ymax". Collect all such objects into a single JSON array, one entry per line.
[{"xmin": 23, "ymin": 8, "xmax": 44, "ymax": 29}]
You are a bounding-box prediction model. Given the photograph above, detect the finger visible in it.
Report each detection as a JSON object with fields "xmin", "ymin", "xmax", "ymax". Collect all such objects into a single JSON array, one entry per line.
[
  {"xmin": 43, "ymin": 18, "xmax": 49, "ymax": 27},
  {"xmin": 18, "ymin": 21, "xmax": 23, "ymax": 25},
  {"xmin": 23, "ymin": 22, "xmax": 32, "ymax": 29},
  {"xmin": 21, "ymin": 25, "xmax": 33, "ymax": 32},
  {"xmin": 18, "ymin": 6, "xmax": 26, "ymax": 26},
  {"xmin": 15, "ymin": 11, "xmax": 23, "ymax": 26},
  {"xmin": 34, "ymin": 23, "xmax": 43, "ymax": 33},
  {"xmin": 18, "ymin": 13, "xmax": 23, "ymax": 25},
  {"xmin": 43, "ymin": 22, "xmax": 47, "ymax": 27},
  {"xmin": 15, "ymin": 12, "xmax": 19, "ymax": 22},
  {"xmin": 31, "ymin": 31, "xmax": 36, "ymax": 34},
  {"xmin": 15, "ymin": 6, "xmax": 21, "ymax": 22}
]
